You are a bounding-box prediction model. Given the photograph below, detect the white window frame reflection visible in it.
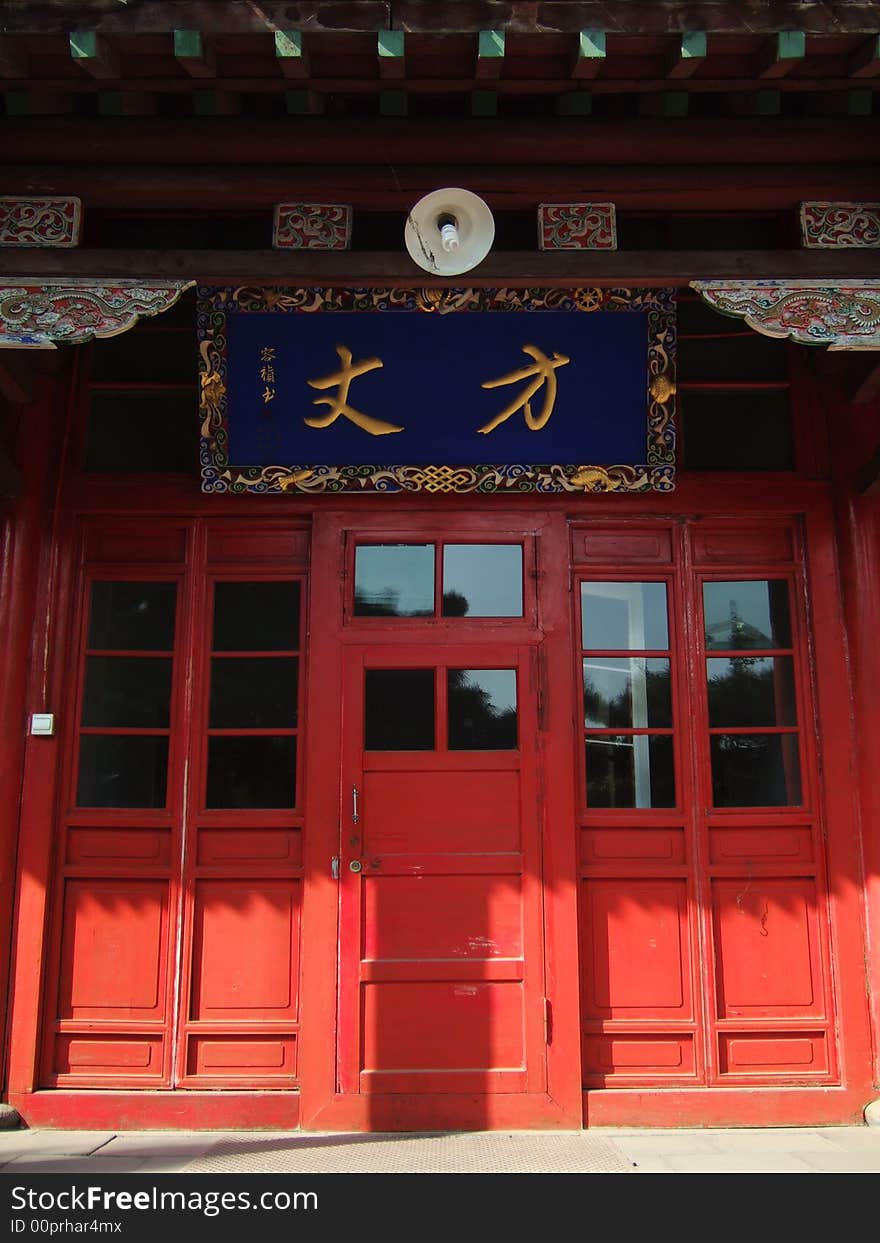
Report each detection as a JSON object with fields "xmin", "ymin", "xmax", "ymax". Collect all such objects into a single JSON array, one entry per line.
[{"xmin": 582, "ymin": 581, "xmax": 666, "ymax": 810}]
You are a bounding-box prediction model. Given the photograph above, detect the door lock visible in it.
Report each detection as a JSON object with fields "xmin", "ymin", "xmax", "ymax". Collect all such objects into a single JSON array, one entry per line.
[{"xmin": 349, "ymin": 860, "xmax": 363, "ymax": 873}]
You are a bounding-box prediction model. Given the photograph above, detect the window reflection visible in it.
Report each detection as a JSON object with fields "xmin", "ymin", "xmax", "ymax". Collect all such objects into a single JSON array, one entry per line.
[
  {"xmin": 706, "ymin": 657, "xmax": 796, "ymax": 727},
  {"xmin": 710, "ymin": 734, "xmax": 801, "ymax": 807},
  {"xmin": 364, "ymin": 669, "xmax": 435, "ymax": 750},
  {"xmin": 583, "ymin": 658, "xmax": 671, "ymax": 729},
  {"xmin": 442, "ymin": 546, "xmax": 523, "ymax": 617},
  {"xmin": 581, "ymin": 582, "xmax": 669, "ymax": 650},
  {"xmin": 448, "ymin": 669, "xmax": 518, "ymax": 750},
  {"xmin": 703, "ymin": 580, "xmax": 791, "ymax": 650},
  {"xmin": 585, "ymin": 736, "xmax": 675, "ymax": 808},
  {"xmin": 354, "ymin": 545, "xmax": 434, "ymax": 617}
]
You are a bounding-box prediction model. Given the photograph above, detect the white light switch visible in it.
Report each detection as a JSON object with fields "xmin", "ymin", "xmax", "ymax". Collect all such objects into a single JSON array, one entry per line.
[{"xmin": 30, "ymin": 713, "xmax": 55, "ymax": 736}]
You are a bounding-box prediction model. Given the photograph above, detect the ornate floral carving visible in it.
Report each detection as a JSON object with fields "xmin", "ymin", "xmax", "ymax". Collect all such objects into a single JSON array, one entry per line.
[
  {"xmin": 273, "ymin": 203, "xmax": 352, "ymax": 250},
  {"xmin": 0, "ymin": 280, "xmax": 196, "ymax": 347},
  {"xmin": 0, "ymin": 197, "xmax": 82, "ymax": 248},
  {"xmin": 799, "ymin": 202, "xmax": 880, "ymax": 249},
  {"xmin": 197, "ymin": 284, "xmax": 676, "ymax": 495},
  {"xmin": 690, "ymin": 280, "xmax": 880, "ymax": 349},
  {"xmin": 538, "ymin": 203, "xmax": 617, "ymax": 250}
]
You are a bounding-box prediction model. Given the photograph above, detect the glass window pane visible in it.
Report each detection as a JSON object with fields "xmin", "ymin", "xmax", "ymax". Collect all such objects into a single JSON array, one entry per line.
[
  {"xmin": 210, "ymin": 657, "xmax": 299, "ymax": 728},
  {"xmin": 77, "ymin": 735, "xmax": 169, "ymax": 808},
  {"xmin": 88, "ymin": 582, "xmax": 177, "ymax": 651},
  {"xmin": 354, "ymin": 545, "xmax": 434, "ymax": 617},
  {"xmin": 365, "ymin": 669, "xmax": 435, "ymax": 750},
  {"xmin": 707, "ymin": 657, "xmax": 797, "ymax": 727},
  {"xmin": 448, "ymin": 669, "xmax": 518, "ymax": 750},
  {"xmin": 206, "ymin": 736, "xmax": 297, "ymax": 808},
  {"xmin": 213, "ymin": 581, "xmax": 301, "ymax": 651},
  {"xmin": 581, "ymin": 582, "xmax": 668, "ymax": 650},
  {"xmin": 585, "ymin": 735, "xmax": 675, "ymax": 808},
  {"xmin": 82, "ymin": 656, "xmax": 172, "ymax": 728},
  {"xmin": 703, "ymin": 580, "xmax": 792, "ymax": 651},
  {"xmin": 442, "ymin": 545, "xmax": 523, "ymax": 617},
  {"xmin": 710, "ymin": 733, "xmax": 802, "ymax": 807},
  {"xmin": 583, "ymin": 658, "xmax": 671, "ymax": 729}
]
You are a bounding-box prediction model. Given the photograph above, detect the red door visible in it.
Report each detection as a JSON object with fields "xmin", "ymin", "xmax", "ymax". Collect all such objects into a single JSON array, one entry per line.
[{"xmin": 338, "ymin": 643, "xmax": 548, "ymax": 1114}]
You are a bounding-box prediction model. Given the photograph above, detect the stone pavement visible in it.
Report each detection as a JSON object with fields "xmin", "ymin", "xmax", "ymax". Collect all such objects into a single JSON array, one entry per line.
[{"xmin": 0, "ymin": 1125, "xmax": 878, "ymax": 1174}]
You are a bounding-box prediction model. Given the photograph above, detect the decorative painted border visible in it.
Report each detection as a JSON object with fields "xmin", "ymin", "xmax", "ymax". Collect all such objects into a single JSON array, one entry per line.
[
  {"xmin": 538, "ymin": 203, "xmax": 617, "ymax": 251},
  {"xmin": 0, "ymin": 280, "xmax": 196, "ymax": 348},
  {"xmin": 799, "ymin": 202, "xmax": 880, "ymax": 249},
  {"xmin": 690, "ymin": 280, "xmax": 880, "ymax": 349},
  {"xmin": 197, "ymin": 285, "xmax": 676, "ymax": 494},
  {"xmin": 273, "ymin": 203, "xmax": 352, "ymax": 250},
  {"xmin": 0, "ymin": 196, "xmax": 83, "ymax": 248}
]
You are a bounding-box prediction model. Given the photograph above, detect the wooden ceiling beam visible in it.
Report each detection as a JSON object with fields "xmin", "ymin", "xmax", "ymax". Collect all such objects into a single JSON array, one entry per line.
[
  {"xmin": 476, "ymin": 31, "xmax": 505, "ymax": 79},
  {"xmin": 757, "ymin": 31, "xmax": 806, "ymax": 79},
  {"xmin": 2, "ymin": 162, "xmax": 875, "ymax": 212},
  {"xmin": 571, "ymin": 30, "xmax": 606, "ymax": 80},
  {"xmin": 378, "ymin": 31, "xmax": 406, "ymax": 80},
  {"xmin": 2, "ymin": 248, "xmax": 878, "ymax": 285},
  {"xmin": 274, "ymin": 31, "xmax": 309, "ymax": 80},
  {"xmin": 4, "ymin": 3, "xmax": 880, "ymax": 37},
  {"xmin": 0, "ymin": 442, "xmax": 23, "ymax": 500},
  {"xmin": 0, "ymin": 36, "xmax": 28, "ymax": 78}
]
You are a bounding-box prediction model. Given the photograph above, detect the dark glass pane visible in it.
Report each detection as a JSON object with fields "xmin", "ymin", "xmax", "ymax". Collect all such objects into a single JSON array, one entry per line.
[
  {"xmin": 210, "ymin": 657, "xmax": 298, "ymax": 728},
  {"xmin": 681, "ymin": 390, "xmax": 793, "ymax": 471},
  {"xmin": 365, "ymin": 669, "xmax": 434, "ymax": 750},
  {"xmin": 82, "ymin": 656, "xmax": 172, "ymax": 727},
  {"xmin": 581, "ymin": 582, "xmax": 668, "ymax": 650},
  {"xmin": 707, "ymin": 657, "xmax": 797, "ymax": 727},
  {"xmin": 213, "ymin": 582, "xmax": 300, "ymax": 651},
  {"xmin": 86, "ymin": 390, "xmax": 197, "ymax": 473},
  {"xmin": 585, "ymin": 735, "xmax": 675, "ymax": 808},
  {"xmin": 88, "ymin": 581, "xmax": 177, "ymax": 650},
  {"xmin": 448, "ymin": 669, "xmax": 518, "ymax": 750},
  {"xmin": 710, "ymin": 733, "xmax": 802, "ymax": 807},
  {"xmin": 206, "ymin": 736, "xmax": 297, "ymax": 808},
  {"xmin": 583, "ymin": 658, "xmax": 671, "ymax": 729},
  {"xmin": 703, "ymin": 580, "xmax": 792, "ymax": 650},
  {"xmin": 77, "ymin": 735, "xmax": 169, "ymax": 808},
  {"xmin": 442, "ymin": 545, "xmax": 523, "ymax": 617},
  {"xmin": 678, "ymin": 334, "xmax": 787, "ymax": 383},
  {"xmin": 354, "ymin": 545, "xmax": 434, "ymax": 617},
  {"xmin": 90, "ymin": 331, "xmax": 194, "ymax": 384}
]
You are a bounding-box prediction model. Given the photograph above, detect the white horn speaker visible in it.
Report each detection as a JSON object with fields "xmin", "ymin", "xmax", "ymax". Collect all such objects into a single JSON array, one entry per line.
[{"xmin": 404, "ymin": 187, "xmax": 495, "ymax": 276}]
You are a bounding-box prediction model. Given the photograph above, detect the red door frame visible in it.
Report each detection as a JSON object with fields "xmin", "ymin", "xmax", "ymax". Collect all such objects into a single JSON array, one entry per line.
[{"xmin": 299, "ymin": 509, "xmax": 583, "ymax": 1130}]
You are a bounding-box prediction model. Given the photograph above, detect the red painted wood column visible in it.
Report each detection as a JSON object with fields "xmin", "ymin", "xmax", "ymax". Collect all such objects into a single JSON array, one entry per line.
[
  {"xmin": 0, "ymin": 364, "xmax": 69, "ymax": 1097},
  {"xmin": 828, "ymin": 373, "xmax": 880, "ymax": 1106}
]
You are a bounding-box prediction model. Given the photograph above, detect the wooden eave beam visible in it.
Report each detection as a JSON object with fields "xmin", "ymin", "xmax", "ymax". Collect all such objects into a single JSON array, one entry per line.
[
  {"xmin": 665, "ymin": 32, "xmax": 707, "ymax": 79},
  {"xmin": 572, "ymin": 30, "xmax": 606, "ymax": 80},
  {"xmin": 849, "ymin": 34, "xmax": 880, "ymax": 77},
  {"xmin": 378, "ymin": 31, "xmax": 405, "ymax": 80},
  {"xmin": 69, "ymin": 30, "xmax": 120, "ymax": 79},
  {"xmin": 476, "ymin": 31, "xmax": 505, "ymax": 79},
  {"xmin": 0, "ymin": 36, "xmax": 28, "ymax": 78},
  {"xmin": 2, "ymin": 248, "xmax": 878, "ymax": 285},
  {"xmin": 757, "ymin": 31, "xmax": 806, "ymax": 79},
  {"xmin": 173, "ymin": 29, "xmax": 216, "ymax": 79},
  {"xmin": 274, "ymin": 30, "xmax": 309, "ymax": 79}
]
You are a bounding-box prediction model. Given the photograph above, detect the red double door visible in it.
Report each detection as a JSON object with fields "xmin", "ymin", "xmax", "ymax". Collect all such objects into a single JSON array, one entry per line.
[{"xmin": 301, "ymin": 515, "xmax": 582, "ymax": 1130}]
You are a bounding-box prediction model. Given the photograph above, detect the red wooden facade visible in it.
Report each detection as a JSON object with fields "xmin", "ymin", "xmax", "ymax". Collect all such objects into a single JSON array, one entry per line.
[{"xmin": 0, "ymin": 2, "xmax": 879, "ymax": 1131}]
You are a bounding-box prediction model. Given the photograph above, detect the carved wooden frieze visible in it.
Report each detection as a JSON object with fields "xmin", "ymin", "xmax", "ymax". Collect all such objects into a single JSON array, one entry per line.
[
  {"xmin": 800, "ymin": 202, "xmax": 880, "ymax": 249},
  {"xmin": 0, "ymin": 197, "xmax": 83, "ymax": 248},
  {"xmin": 690, "ymin": 280, "xmax": 880, "ymax": 349},
  {"xmin": 538, "ymin": 203, "xmax": 617, "ymax": 250},
  {"xmin": 0, "ymin": 280, "xmax": 195, "ymax": 347},
  {"xmin": 273, "ymin": 203, "xmax": 352, "ymax": 250}
]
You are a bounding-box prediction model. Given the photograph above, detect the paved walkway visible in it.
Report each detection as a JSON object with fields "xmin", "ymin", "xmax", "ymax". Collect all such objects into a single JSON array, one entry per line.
[{"xmin": 0, "ymin": 1125, "xmax": 879, "ymax": 1174}]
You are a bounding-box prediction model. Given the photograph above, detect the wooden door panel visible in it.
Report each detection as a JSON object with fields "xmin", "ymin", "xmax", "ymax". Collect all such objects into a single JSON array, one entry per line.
[{"xmin": 362, "ymin": 768, "xmax": 520, "ymax": 853}]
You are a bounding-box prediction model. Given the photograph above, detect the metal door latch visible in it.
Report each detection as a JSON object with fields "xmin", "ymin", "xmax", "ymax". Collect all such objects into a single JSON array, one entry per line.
[{"xmin": 331, "ymin": 856, "xmax": 340, "ymax": 879}]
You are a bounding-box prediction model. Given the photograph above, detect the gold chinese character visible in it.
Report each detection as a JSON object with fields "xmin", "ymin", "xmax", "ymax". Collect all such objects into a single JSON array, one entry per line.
[
  {"xmin": 262, "ymin": 386, "xmax": 275, "ymax": 404},
  {"xmin": 305, "ymin": 345, "xmax": 403, "ymax": 436},
  {"xmin": 260, "ymin": 364, "xmax": 276, "ymax": 383},
  {"xmin": 478, "ymin": 344, "xmax": 571, "ymax": 434},
  {"xmin": 260, "ymin": 347, "xmax": 277, "ymax": 363}
]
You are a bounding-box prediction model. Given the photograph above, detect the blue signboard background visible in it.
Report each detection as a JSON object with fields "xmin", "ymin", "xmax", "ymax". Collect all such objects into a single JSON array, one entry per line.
[{"xmin": 225, "ymin": 309, "xmax": 648, "ymax": 466}]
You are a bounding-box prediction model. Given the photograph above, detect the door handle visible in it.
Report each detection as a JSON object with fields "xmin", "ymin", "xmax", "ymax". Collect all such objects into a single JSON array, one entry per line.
[{"xmin": 352, "ymin": 784, "xmax": 359, "ymax": 824}]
